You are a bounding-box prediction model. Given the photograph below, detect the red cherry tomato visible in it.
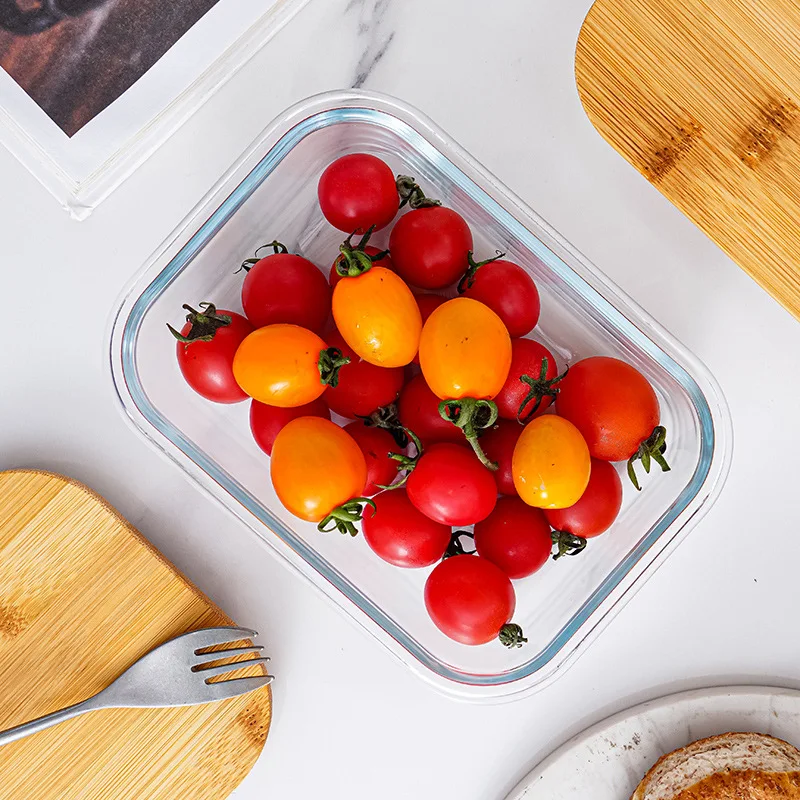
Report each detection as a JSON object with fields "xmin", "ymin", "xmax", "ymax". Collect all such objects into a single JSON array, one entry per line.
[
  {"xmin": 480, "ymin": 420, "xmax": 524, "ymax": 496},
  {"xmin": 545, "ymin": 459, "xmax": 623, "ymax": 538},
  {"xmin": 460, "ymin": 258, "xmax": 540, "ymax": 337},
  {"xmin": 397, "ymin": 374, "xmax": 465, "ymax": 449},
  {"xmin": 344, "ymin": 422, "xmax": 403, "ymax": 496},
  {"xmin": 406, "ymin": 443, "xmax": 497, "ymax": 526},
  {"xmin": 362, "ymin": 489, "xmax": 450, "ymax": 567},
  {"xmin": 329, "ymin": 247, "xmax": 393, "ymax": 288},
  {"xmin": 390, "ymin": 206, "xmax": 473, "ymax": 289},
  {"xmin": 318, "ymin": 154, "xmax": 399, "ymax": 234},
  {"xmin": 323, "ymin": 329, "xmax": 405, "ymax": 419},
  {"xmin": 169, "ymin": 303, "xmax": 253, "ymax": 404},
  {"xmin": 424, "ymin": 555, "xmax": 525, "ymax": 647},
  {"xmin": 495, "ymin": 339, "xmax": 560, "ymax": 422},
  {"xmin": 556, "ymin": 356, "xmax": 667, "ymax": 489},
  {"xmin": 249, "ymin": 398, "xmax": 330, "ymax": 456},
  {"xmin": 412, "ymin": 293, "xmax": 447, "ymax": 364},
  {"xmin": 241, "ymin": 245, "xmax": 331, "ymax": 334},
  {"xmin": 474, "ymin": 497, "xmax": 552, "ymax": 579}
]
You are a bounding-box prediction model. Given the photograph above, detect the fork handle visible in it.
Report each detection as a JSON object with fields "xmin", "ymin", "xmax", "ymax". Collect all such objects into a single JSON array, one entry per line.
[{"xmin": 0, "ymin": 695, "xmax": 102, "ymax": 747}]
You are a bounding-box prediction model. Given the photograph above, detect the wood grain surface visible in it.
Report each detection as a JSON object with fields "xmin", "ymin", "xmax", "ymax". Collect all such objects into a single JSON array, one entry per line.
[
  {"xmin": 576, "ymin": 0, "xmax": 800, "ymax": 320},
  {"xmin": 0, "ymin": 470, "xmax": 271, "ymax": 800}
]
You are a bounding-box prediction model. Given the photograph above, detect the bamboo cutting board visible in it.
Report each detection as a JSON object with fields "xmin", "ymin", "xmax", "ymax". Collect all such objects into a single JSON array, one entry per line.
[
  {"xmin": 576, "ymin": 0, "xmax": 800, "ymax": 319},
  {"xmin": 0, "ymin": 470, "xmax": 271, "ymax": 800}
]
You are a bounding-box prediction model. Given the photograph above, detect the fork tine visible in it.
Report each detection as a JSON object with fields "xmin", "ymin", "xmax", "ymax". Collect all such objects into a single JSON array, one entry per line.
[
  {"xmin": 193, "ymin": 645, "xmax": 263, "ymax": 667},
  {"xmin": 183, "ymin": 627, "xmax": 259, "ymax": 653},
  {"xmin": 203, "ymin": 674, "xmax": 274, "ymax": 700},
  {"xmin": 199, "ymin": 657, "xmax": 271, "ymax": 680}
]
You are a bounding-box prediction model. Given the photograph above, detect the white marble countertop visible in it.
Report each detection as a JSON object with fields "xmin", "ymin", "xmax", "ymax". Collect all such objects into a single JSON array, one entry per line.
[{"xmin": 2, "ymin": 0, "xmax": 799, "ymax": 797}]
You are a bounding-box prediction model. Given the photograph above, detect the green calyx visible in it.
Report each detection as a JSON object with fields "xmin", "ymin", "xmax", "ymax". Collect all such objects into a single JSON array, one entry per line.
[
  {"xmin": 516, "ymin": 359, "xmax": 569, "ymax": 424},
  {"xmin": 627, "ymin": 425, "xmax": 670, "ymax": 491},
  {"xmin": 377, "ymin": 427, "xmax": 423, "ymax": 491},
  {"xmin": 499, "ymin": 623, "xmax": 527, "ymax": 649},
  {"xmin": 318, "ymin": 347, "xmax": 351, "ymax": 388},
  {"xmin": 396, "ymin": 175, "xmax": 442, "ymax": 209},
  {"xmin": 443, "ymin": 530, "xmax": 476, "ymax": 560},
  {"xmin": 167, "ymin": 302, "xmax": 231, "ymax": 345},
  {"xmin": 457, "ymin": 250, "xmax": 506, "ymax": 293},
  {"xmin": 357, "ymin": 402, "xmax": 409, "ymax": 448},
  {"xmin": 317, "ymin": 497, "xmax": 376, "ymax": 537},
  {"xmin": 551, "ymin": 530, "xmax": 587, "ymax": 560},
  {"xmin": 335, "ymin": 226, "xmax": 389, "ymax": 278},
  {"xmin": 239, "ymin": 240, "xmax": 289, "ymax": 272},
  {"xmin": 438, "ymin": 398, "xmax": 499, "ymax": 470}
]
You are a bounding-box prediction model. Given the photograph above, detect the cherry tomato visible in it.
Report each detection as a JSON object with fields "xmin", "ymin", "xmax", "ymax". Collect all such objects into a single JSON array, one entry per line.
[
  {"xmin": 249, "ymin": 398, "xmax": 330, "ymax": 456},
  {"xmin": 512, "ymin": 415, "xmax": 591, "ymax": 509},
  {"xmin": 545, "ymin": 459, "xmax": 623, "ymax": 538},
  {"xmin": 169, "ymin": 303, "xmax": 253, "ymax": 404},
  {"xmin": 323, "ymin": 329, "xmax": 404, "ymax": 419},
  {"xmin": 556, "ymin": 356, "xmax": 667, "ymax": 489},
  {"xmin": 233, "ymin": 324, "xmax": 346, "ymax": 407},
  {"xmin": 480, "ymin": 419, "xmax": 524, "ymax": 496},
  {"xmin": 390, "ymin": 202, "xmax": 473, "ymax": 289},
  {"xmin": 318, "ymin": 154, "xmax": 399, "ymax": 234},
  {"xmin": 459, "ymin": 257, "xmax": 540, "ymax": 337},
  {"xmin": 412, "ymin": 293, "xmax": 447, "ymax": 364},
  {"xmin": 362, "ymin": 489, "xmax": 450, "ymax": 567},
  {"xmin": 240, "ymin": 244, "xmax": 331, "ymax": 334},
  {"xmin": 397, "ymin": 374, "xmax": 465, "ymax": 449},
  {"xmin": 406, "ymin": 443, "xmax": 497, "ymax": 526},
  {"xmin": 344, "ymin": 422, "xmax": 403, "ymax": 496},
  {"xmin": 270, "ymin": 417, "xmax": 368, "ymax": 533},
  {"xmin": 330, "ymin": 247, "xmax": 393, "ymax": 288},
  {"xmin": 474, "ymin": 497, "xmax": 552, "ymax": 579},
  {"xmin": 495, "ymin": 339, "xmax": 561, "ymax": 423},
  {"xmin": 424, "ymin": 555, "xmax": 525, "ymax": 647}
]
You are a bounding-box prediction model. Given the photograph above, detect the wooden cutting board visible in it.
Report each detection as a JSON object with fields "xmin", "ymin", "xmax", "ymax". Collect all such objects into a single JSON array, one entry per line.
[
  {"xmin": 576, "ymin": 0, "xmax": 800, "ymax": 320},
  {"xmin": 0, "ymin": 470, "xmax": 272, "ymax": 800}
]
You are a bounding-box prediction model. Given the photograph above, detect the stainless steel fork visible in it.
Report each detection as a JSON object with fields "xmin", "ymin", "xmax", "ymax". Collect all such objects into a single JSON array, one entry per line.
[{"xmin": 0, "ymin": 626, "xmax": 273, "ymax": 747}]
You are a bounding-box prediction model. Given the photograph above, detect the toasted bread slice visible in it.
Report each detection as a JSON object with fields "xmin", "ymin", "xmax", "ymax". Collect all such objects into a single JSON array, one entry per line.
[{"xmin": 632, "ymin": 732, "xmax": 800, "ymax": 800}]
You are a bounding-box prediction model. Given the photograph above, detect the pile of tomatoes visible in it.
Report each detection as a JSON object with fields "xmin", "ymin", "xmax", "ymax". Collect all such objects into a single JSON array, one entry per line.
[{"xmin": 168, "ymin": 153, "xmax": 671, "ymax": 650}]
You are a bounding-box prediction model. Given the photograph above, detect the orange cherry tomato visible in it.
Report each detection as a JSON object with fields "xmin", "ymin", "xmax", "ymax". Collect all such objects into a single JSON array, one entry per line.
[
  {"xmin": 512, "ymin": 415, "xmax": 591, "ymax": 509},
  {"xmin": 232, "ymin": 324, "xmax": 347, "ymax": 408},
  {"xmin": 270, "ymin": 417, "xmax": 369, "ymax": 534},
  {"xmin": 332, "ymin": 266, "xmax": 422, "ymax": 368}
]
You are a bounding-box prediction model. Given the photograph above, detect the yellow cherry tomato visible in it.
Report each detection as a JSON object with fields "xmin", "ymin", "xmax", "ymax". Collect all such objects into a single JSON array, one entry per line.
[
  {"xmin": 332, "ymin": 266, "xmax": 422, "ymax": 368},
  {"xmin": 512, "ymin": 415, "xmax": 591, "ymax": 509},
  {"xmin": 233, "ymin": 324, "xmax": 346, "ymax": 407},
  {"xmin": 271, "ymin": 417, "xmax": 369, "ymax": 533},
  {"xmin": 419, "ymin": 297, "xmax": 512, "ymax": 400}
]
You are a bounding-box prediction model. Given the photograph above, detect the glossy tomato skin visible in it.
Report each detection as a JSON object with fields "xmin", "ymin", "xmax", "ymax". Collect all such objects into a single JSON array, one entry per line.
[
  {"xmin": 329, "ymin": 247, "xmax": 393, "ymax": 288},
  {"xmin": 242, "ymin": 253, "xmax": 331, "ymax": 334},
  {"xmin": 362, "ymin": 489, "xmax": 450, "ymax": 567},
  {"xmin": 412, "ymin": 293, "xmax": 447, "ymax": 364},
  {"xmin": 233, "ymin": 324, "xmax": 328, "ymax": 407},
  {"xmin": 556, "ymin": 357, "xmax": 660, "ymax": 461},
  {"xmin": 322, "ymin": 329, "xmax": 404, "ymax": 419},
  {"xmin": 474, "ymin": 497, "xmax": 552, "ymax": 579},
  {"xmin": 250, "ymin": 398, "xmax": 330, "ymax": 456},
  {"xmin": 512, "ymin": 415, "xmax": 591, "ymax": 509},
  {"xmin": 332, "ymin": 267, "xmax": 422, "ymax": 368},
  {"xmin": 397, "ymin": 374, "xmax": 465, "ymax": 449},
  {"xmin": 270, "ymin": 417, "xmax": 367, "ymax": 522},
  {"xmin": 424, "ymin": 555, "xmax": 516, "ymax": 645},
  {"xmin": 389, "ymin": 207, "xmax": 473, "ymax": 289},
  {"xmin": 175, "ymin": 311, "xmax": 252, "ymax": 403},
  {"xmin": 407, "ymin": 443, "xmax": 497, "ymax": 526},
  {"xmin": 344, "ymin": 422, "xmax": 403, "ymax": 496},
  {"xmin": 481, "ymin": 420, "xmax": 524, "ymax": 496},
  {"xmin": 419, "ymin": 297, "xmax": 512, "ymax": 400},
  {"xmin": 461, "ymin": 260, "xmax": 540, "ymax": 337},
  {"xmin": 495, "ymin": 339, "xmax": 559, "ymax": 421},
  {"xmin": 318, "ymin": 154, "xmax": 399, "ymax": 233},
  {"xmin": 545, "ymin": 459, "xmax": 623, "ymax": 538}
]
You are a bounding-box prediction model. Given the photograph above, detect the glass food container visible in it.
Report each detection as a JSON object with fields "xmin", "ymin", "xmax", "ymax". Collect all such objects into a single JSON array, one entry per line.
[{"xmin": 110, "ymin": 91, "xmax": 732, "ymax": 701}]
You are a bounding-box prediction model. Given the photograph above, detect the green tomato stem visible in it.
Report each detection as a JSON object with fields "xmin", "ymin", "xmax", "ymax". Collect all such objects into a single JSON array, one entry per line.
[
  {"xmin": 438, "ymin": 398, "xmax": 499, "ymax": 471},
  {"xmin": 317, "ymin": 497, "xmax": 376, "ymax": 537},
  {"xmin": 627, "ymin": 425, "xmax": 670, "ymax": 491}
]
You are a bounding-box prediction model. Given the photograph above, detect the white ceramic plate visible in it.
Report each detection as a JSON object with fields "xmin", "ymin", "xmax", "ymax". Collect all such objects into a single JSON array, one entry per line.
[{"xmin": 506, "ymin": 686, "xmax": 800, "ymax": 799}]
